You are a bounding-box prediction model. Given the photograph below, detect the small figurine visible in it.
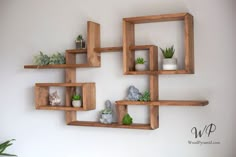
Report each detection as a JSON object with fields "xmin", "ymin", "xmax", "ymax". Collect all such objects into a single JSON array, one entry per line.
[
  {"xmin": 49, "ymin": 91, "xmax": 61, "ymax": 106},
  {"xmin": 99, "ymin": 100, "xmax": 113, "ymax": 124},
  {"xmin": 126, "ymin": 85, "xmax": 142, "ymax": 101}
]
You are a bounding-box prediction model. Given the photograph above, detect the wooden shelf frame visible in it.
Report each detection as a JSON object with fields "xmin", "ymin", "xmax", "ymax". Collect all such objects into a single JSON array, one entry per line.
[
  {"xmin": 26, "ymin": 13, "xmax": 208, "ymax": 130},
  {"xmin": 35, "ymin": 83, "xmax": 96, "ymax": 111},
  {"xmin": 123, "ymin": 12, "xmax": 194, "ymax": 74},
  {"xmin": 123, "ymin": 45, "xmax": 159, "ymax": 75}
]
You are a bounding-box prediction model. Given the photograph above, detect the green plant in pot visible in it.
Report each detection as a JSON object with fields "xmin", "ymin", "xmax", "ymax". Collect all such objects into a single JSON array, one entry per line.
[
  {"xmin": 0, "ymin": 139, "xmax": 17, "ymax": 156},
  {"xmin": 135, "ymin": 57, "xmax": 147, "ymax": 71},
  {"xmin": 75, "ymin": 35, "xmax": 86, "ymax": 49},
  {"xmin": 160, "ymin": 45, "xmax": 177, "ymax": 70},
  {"xmin": 72, "ymin": 94, "xmax": 82, "ymax": 107}
]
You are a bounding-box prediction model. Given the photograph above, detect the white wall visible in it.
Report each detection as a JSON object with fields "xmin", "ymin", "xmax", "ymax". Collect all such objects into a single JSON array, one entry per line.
[{"xmin": 0, "ymin": 0, "xmax": 235, "ymax": 157}]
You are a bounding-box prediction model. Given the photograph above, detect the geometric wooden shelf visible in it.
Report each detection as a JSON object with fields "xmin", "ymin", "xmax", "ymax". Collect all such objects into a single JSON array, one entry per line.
[
  {"xmin": 25, "ymin": 12, "xmax": 208, "ymax": 130},
  {"xmin": 35, "ymin": 83, "xmax": 96, "ymax": 111},
  {"xmin": 123, "ymin": 12, "xmax": 194, "ymax": 74}
]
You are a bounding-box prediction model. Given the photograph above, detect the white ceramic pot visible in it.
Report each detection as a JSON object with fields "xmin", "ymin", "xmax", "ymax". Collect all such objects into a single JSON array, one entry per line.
[
  {"xmin": 135, "ymin": 64, "xmax": 147, "ymax": 71},
  {"xmin": 72, "ymin": 100, "xmax": 82, "ymax": 107},
  {"xmin": 163, "ymin": 58, "xmax": 177, "ymax": 70}
]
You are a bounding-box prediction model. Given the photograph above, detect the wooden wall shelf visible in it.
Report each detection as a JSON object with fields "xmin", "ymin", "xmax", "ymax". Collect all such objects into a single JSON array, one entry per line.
[
  {"xmin": 68, "ymin": 121, "xmax": 152, "ymax": 130},
  {"xmin": 25, "ymin": 13, "xmax": 208, "ymax": 130},
  {"xmin": 116, "ymin": 100, "xmax": 208, "ymax": 106},
  {"xmin": 123, "ymin": 12, "xmax": 194, "ymax": 74},
  {"xmin": 35, "ymin": 83, "xmax": 96, "ymax": 111}
]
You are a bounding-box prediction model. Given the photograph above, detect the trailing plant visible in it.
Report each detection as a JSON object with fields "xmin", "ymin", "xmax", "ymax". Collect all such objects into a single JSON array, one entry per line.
[
  {"xmin": 72, "ymin": 94, "xmax": 81, "ymax": 101},
  {"xmin": 139, "ymin": 91, "xmax": 151, "ymax": 101},
  {"xmin": 49, "ymin": 52, "xmax": 65, "ymax": 64},
  {"xmin": 122, "ymin": 114, "xmax": 133, "ymax": 125},
  {"xmin": 33, "ymin": 51, "xmax": 50, "ymax": 65},
  {"xmin": 136, "ymin": 57, "xmax": 145, "ymax": 64},
  {"xmin": 76, "ymin": 35, "xmax": 84, "ymax": 42},
  {"xmin": 160, "ymin": 45, "xmax": 175, "ymax": 58},
  {"xmin": 0, "ymin": 139, "xmax": 17, "ymax": 156}
]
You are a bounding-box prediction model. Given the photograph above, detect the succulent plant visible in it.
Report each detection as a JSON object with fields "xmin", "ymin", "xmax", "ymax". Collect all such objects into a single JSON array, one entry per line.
[
  {"xmin": 122, "ymin": 114, "xmax": 133, "ymax": 125},
  {"xmin": 33, "ymin": 51, "xmax": 50, "ymax": 65},
  {"xmin": 160, "ymin": 45, "xmax": 175, "ymax": 58},
  {"xmin": 72, "ymin": 94, "xmax": 81, "ymax": 101},
  {"xmin": 136, "ymin": 57, "xmax": 145, "ymax": 64},
  {"xmin": 76, "ymin": 35, "xmax": 84, "ymax": 41},
  {"xmin": 0, "ymin": 139, "xmax": 17, "ymax": 156},
  {"xmin": 49, "ymin": 52, "xmax": 65, "ymax": 64},
  {"xmin": 139, "ymin": 91, "xmax": 151, "ymax": 102}
]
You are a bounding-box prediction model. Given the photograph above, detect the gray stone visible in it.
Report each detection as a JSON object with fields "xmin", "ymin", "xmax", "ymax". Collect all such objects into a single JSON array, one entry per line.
[{"xmin": 126, "ymin": 85, "xmax": 142, "ymax": 101}]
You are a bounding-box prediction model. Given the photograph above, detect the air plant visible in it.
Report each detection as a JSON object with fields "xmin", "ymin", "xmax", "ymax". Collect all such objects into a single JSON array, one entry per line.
[{"xmin": 139, "ymin": 91, "xmax": 151, "ymax": 102}]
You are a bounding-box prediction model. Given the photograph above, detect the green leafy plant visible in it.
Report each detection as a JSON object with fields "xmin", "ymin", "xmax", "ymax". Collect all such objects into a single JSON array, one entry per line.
[
  {"xmin": 76, "ymin": 35, "xmax": 84, "ymax": 41},
  {"xmin": 160, "ymin": 45, "xmax": 175, "ymax": 58},
  {"xmin": 122, "ymin": 114, "xmax": 133, "ymax": 125},
  {"xmin": 101, "ymin": 108, "xmax": 112, "ymax": 114},
  {"xmin": 139, "ymin": 91, "xmax": 151, "ymax": 101},
  {"xmin": 33, "ymin": 51, "xmax": 50, "ymax": 65},
  {"xmin": 49, "ymin": 52, "xmax": 65, "ymax": 64},
  {"xmin": 72, "ymin": 94, "xmax": 81, "ymax": 101},
  {"xmin": 136, "ymin": 57, "xmax": 145, "ymax": 64},
  {"xmin": 0, "ymin": 139, "xmax": 17, "ymax": 156}
]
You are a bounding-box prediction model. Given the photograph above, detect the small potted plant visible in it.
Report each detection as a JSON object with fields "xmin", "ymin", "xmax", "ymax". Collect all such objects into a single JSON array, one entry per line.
[
  {"xmin": 160, "ymin": 45, "xmax": 177, "ymax": 70},
  {"xmin": 99, "ymin": 100, "xmax": 113, "ymax": 124},
  {"xmin": 135, "ymin": 57, "xmax": 147, "ymax": 71},
  {"xmin": 75, "ymin": 35, "xmax": 86, "ymax": 49},
  {"xmin": 72, "ymin": 94, "xmax": 82, "ymax": 107}
]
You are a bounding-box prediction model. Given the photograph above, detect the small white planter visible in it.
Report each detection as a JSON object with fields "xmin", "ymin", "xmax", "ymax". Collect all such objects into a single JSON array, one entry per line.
[
  {"xmin": 72, "ymin": 100, "xmax": 82, "ymax": 107},
  {"xmin": 135, "ymin": 64, "xmax": 147, "ymax": 71},
  {"xmin": 163, "ymin": 58, "xmax": 177, "ymax": 70}
]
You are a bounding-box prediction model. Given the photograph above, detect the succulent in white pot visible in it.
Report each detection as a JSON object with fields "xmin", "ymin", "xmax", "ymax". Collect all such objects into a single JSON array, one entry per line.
[
  {"xmin": 75, "ymin": 35, "xmax": 86, "ymax": 49},
  {"xmin": 135, "ymin": 57, "xmax": 147, "ymax": 71},
  {"xmin": 72, "ymin": 94, "xmax": 82, "ymax": 107},
  {"xmin": 161, "ymin": 45, "xmax": 177, "ymax": 70}
]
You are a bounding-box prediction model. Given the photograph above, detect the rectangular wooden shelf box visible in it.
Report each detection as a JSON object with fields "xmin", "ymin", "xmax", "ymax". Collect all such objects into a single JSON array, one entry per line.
[
  {"xmin": 35, "ymin": 83, "xmax": 96, "ymax": 111},
  {"xmin": 123, "ymin": 45, "xmax": 158, "ymax": 75},
  {"xmin": 123, "ymin": 12, "xmax": 194, "ymax": 74}
]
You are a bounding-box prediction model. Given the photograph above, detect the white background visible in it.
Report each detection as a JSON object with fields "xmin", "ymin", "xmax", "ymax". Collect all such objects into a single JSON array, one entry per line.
[{"xmin": 0, "ymin": 0, "xmax": 235, "ymax": 157}]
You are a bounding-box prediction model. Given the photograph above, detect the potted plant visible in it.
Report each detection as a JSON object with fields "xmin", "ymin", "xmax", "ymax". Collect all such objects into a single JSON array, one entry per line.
[
  {"xmin": 160, "ymin": 45, "xmax": 177, "ymax": 70},
  {"xmin": 135, "ymin": 57, "xmax": 147, "ymax": 71},
  {"xmin": 75, "ymin": 35, "xmax": 86, "ymax": 49},
  {"xmin": 99, "ymin": 100, "xmax": 113, "ymax": 124},
  {"xmin": 72, "ymin": 94, "xmax": 82, "ymax": 107}
]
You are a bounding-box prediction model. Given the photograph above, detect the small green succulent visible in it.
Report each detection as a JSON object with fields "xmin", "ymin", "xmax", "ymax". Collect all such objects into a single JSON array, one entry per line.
[
  {"xmin": 76, "ymin": 35, "xmax": 84, "ymax": 41},
  {"xmin": 139, "ymin": 91, "xmax": 151, "ymax": 102},
  {"xmin": 72, "ymin": 94, "xmax": 81, "ymax": 101},
  {"xmin": 49, "ymin": 52, "xmax": 65, "ymax": 65},
  {"xmin": 136, "ymin": 57, "xmax": 145, "ymax": 64},
  {"xmin": 33, "ymin": 51, "xmax": 50, "ymax": 65},
  {"xmin": 122, "ymin": 114, "xmax": 133, "ymax": 125},
  {"xmin": 160, "ymin": 45, "xmax": 175, "ymax": 58},
  {"xmin": 101, "ymin": 108, "xmax": 112, "ymax": 114},
  {"xmin": 0, "ymin": 139, "xmax": 17, "ymax": 156}
]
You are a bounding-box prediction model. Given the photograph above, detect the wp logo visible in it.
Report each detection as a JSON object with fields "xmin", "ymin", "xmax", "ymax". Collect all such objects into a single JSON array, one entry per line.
[{"xmin": 191, "ymin": 123, "xmax": 216, "ymax": 138}]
